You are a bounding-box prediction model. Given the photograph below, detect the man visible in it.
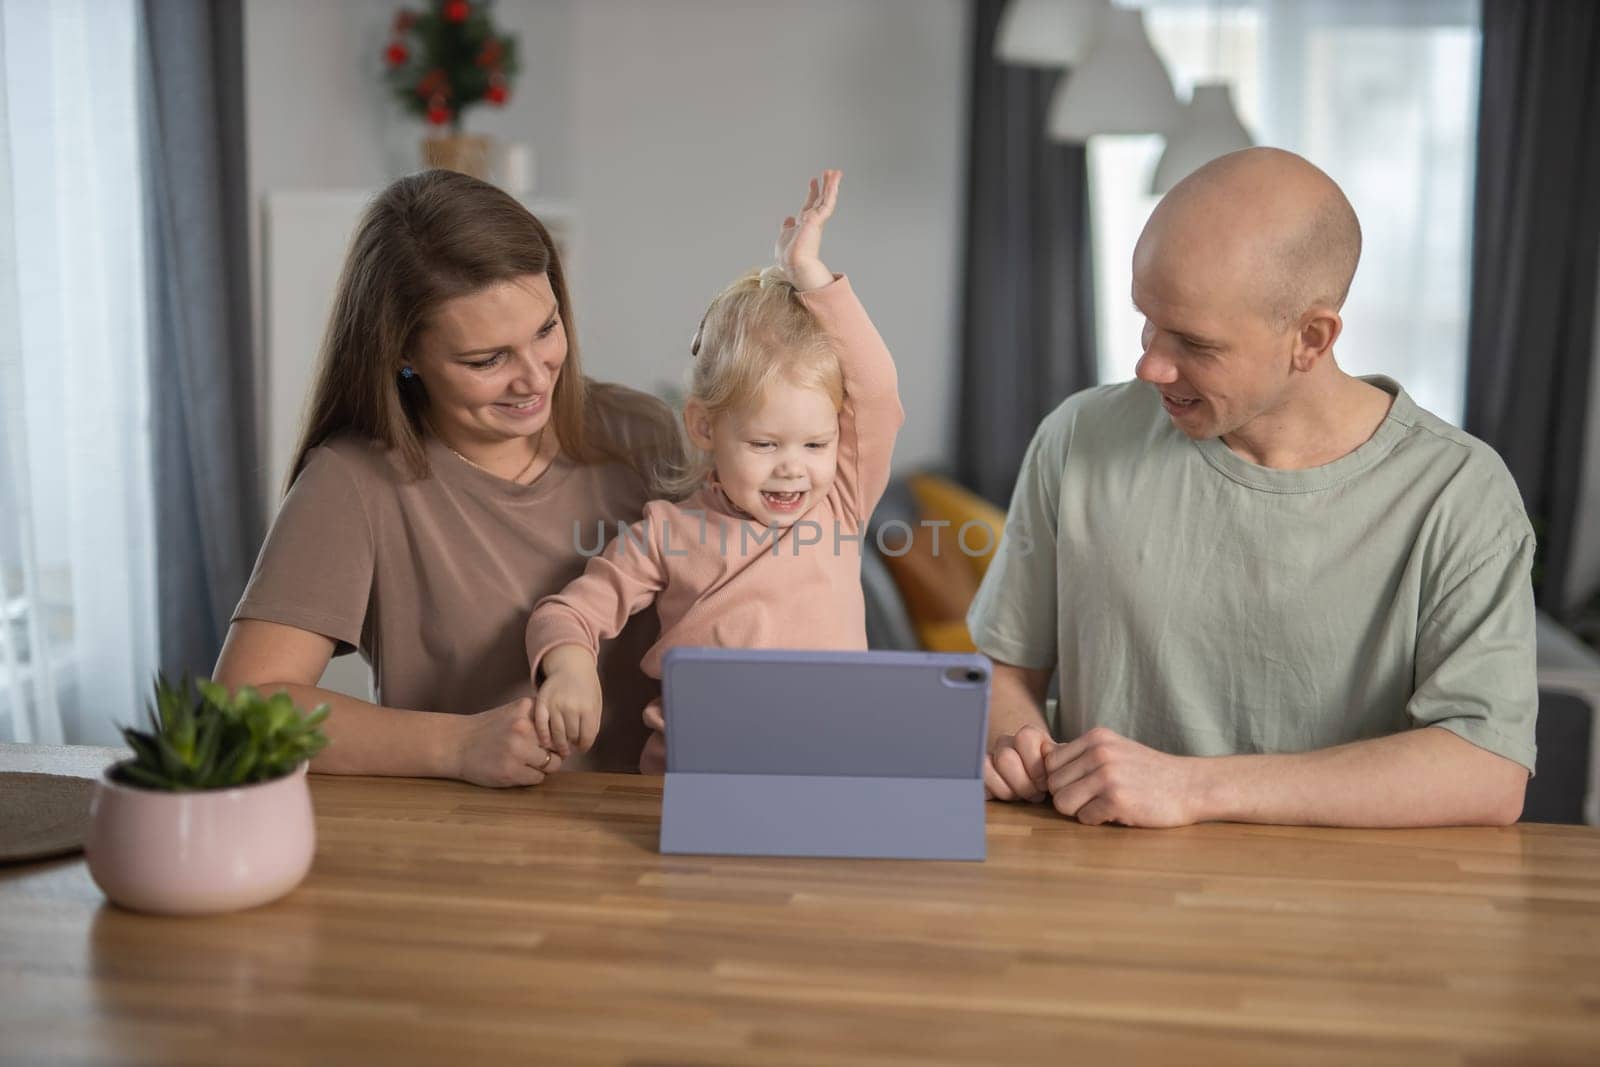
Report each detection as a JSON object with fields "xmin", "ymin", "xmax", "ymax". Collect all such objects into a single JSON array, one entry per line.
[{"xmin": 969, "ymin": 148, "xmax": 1534, "ymax": 828}]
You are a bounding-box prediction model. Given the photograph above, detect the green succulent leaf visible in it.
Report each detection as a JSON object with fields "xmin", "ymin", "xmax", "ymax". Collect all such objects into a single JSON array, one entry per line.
[
  {"xmin": 196, "ymin": 678, "xmax": 231, "ymax": 710},
  {"xmin": 120, "ymin": 762, "xmax": 176, "ymax": 790},
  {"xmin": 111, "ymin": 675, "xmax": 330, "ymax": 793},
  {"xmin": 120, "ymin": 727, "xmax": 164, "ymax": 772}
]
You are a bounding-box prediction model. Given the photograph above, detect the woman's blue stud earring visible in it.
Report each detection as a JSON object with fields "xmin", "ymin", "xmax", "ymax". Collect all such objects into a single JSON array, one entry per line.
[{"xmin": 399, "ymin": 367, "xmax": 416, "ymax": 381}]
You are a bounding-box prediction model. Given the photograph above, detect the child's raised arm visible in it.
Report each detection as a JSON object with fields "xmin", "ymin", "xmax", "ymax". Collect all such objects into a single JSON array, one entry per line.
[{"xmin": 778, "ymin": 170, "xmax": 905, "ymax": 526}]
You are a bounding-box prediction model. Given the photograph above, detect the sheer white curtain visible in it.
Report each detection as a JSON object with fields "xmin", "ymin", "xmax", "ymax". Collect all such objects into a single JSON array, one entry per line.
[
  {"xmin": 1091, "ymin": 0, "xmax": 1481, "ymax": 425},
  {"xmin": 0, "ymin": 0, "xmax": 156, "ymax": 743}
]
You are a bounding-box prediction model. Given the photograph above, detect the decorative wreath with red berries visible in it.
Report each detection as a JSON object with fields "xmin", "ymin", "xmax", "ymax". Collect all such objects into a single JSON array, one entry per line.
[{"xmin": 382, "ymin": 1, "xmax": 519, "ymax": 131}]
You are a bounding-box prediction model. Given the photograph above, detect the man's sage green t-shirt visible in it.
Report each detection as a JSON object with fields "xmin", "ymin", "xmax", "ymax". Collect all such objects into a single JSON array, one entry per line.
[{"xmin": 967, "ymin": 377, "xmax": 1537, "ymax": 772}]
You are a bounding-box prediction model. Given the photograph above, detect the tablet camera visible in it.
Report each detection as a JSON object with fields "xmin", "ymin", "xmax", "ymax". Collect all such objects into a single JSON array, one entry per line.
[{"xmin": 943, "ymin": 666, "xmax": 988, "ymax": 688}]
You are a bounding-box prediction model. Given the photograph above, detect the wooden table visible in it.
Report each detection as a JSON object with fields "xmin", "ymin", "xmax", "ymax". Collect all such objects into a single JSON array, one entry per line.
[{"xmin": 3, "ymin": 745, "xmax": 1599, "ymax": 1065}]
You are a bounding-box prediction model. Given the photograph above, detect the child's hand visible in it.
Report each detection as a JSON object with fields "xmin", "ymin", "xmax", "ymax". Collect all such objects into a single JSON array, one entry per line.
[
  {"xmin": 776, "ymin": 169, "xmax": 841, "ymax": 292},
  {"xmin": 639, "ymin": 730, "xmax": 666, "ymax": 775},
  {"xmin": 639, "ymin": 701, "xmax": 666, "ymax": 774},
  {"xmin": 534, "ymin": 645, "xmax": 603, "ymax": 757}
]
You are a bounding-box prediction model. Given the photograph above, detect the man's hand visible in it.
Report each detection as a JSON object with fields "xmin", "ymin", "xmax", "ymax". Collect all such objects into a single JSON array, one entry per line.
[
  {"xmin": 983, "ymin": 723, "xmax": 1056, "ymax": 802},
  {"xmin": 451, "ymin": 698, "xmax": 564, "ymax": 788},
  {"xmin": 1044, "ymin": 726, "xmax": 1203, "ymax": 827},
  {"xmin": 534, "ymin": 645, "xmax": 603, "ymax": 757},
  {"xmin": 775, "ymin": 169, "xmax": 840, "ymax": 292}
]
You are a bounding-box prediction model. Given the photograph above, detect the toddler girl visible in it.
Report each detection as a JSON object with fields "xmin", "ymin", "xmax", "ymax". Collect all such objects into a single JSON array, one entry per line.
[{"xmin": 525, "ymin": 170, "xmax": 904, "ymax": 771}]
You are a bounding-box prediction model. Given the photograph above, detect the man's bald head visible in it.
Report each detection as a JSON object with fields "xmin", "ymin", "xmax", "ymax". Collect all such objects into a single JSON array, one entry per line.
[{"xmin": 1139, "ymin": 147, "xmax": 1362, "ymax": 330}]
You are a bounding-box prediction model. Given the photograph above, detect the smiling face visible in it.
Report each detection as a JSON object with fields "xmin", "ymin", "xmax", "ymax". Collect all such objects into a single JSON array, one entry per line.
[
  {"xmin": 1130, "ymin": 198, "xmax": 1315, "ymax": 441},
  {"xmin": 686, "ymin": 375, "xmax": 841, "ymax": 527},
  {"xmin": 410, "ymin": 272, "xmax": 566, "ymax": 448},
  {"xmin": 1130, "ymin": 148, "xmax": 1359, "ymax": 444}
]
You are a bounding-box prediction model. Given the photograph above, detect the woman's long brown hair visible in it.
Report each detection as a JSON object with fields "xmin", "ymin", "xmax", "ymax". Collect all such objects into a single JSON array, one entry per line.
[{"xmin": 287, "ymin": 169, "xmax": 675, "ymax": 491}]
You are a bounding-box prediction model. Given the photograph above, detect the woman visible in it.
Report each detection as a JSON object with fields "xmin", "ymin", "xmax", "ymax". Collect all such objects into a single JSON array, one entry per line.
[{"xmin": 214, "ymin": 169, "xmax": 679, "ymax": 787}]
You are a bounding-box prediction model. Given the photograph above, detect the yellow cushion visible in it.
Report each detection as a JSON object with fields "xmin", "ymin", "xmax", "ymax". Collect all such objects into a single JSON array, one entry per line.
[
  {"xmin": 907, "ymin": 474, "xmax": 1008, "ymax": 580},
  {"xmin": 872, "ymin": 473, "xmax": 1008, "ymax": 652},
  {"xmin": 916, "ymin": 619, "xmax": 979, "ymax": 653},
  {"xmin": 879, "ymin": 523, "xmax": 979, "ymax": 625}
]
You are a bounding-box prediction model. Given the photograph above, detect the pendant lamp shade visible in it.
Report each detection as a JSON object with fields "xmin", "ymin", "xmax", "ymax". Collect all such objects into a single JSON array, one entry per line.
[
  {"xmin": 993, "ymin": 0, "xmax": 1105, "ymax": 68},
  {"xmin": 1150, "ymin": 83, "xmax": 1255, "ymax": 194},
  {"xmin": 1046, "ymin": 7, "xmax": 1181, "ymax": 142}
]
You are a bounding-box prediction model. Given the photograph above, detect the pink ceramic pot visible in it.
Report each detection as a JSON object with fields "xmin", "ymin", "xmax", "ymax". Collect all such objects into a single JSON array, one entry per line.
[{"xmin": 85, "ymin": 763, "xmax": 315, "ymax": 916}]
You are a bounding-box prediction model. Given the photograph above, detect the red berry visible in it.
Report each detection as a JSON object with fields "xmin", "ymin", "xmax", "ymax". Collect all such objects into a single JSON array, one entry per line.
[
  {"xmin": 384, "ymin": 42, "xmax": 408, "ymax": 67},
  {"xmin": 443, "ymin": 0, "xmax": 469, "ymax": 22},
  {"xmin": 415, "ymin": 68, "xmax": 449, "ymax": 98},
  {"xmin": 487, "ymin": 83, "xmax": 508, "ymax": 105},
  {"xmin": 426, "ymin": 101, "xmax": 451, "ymax": 125}
]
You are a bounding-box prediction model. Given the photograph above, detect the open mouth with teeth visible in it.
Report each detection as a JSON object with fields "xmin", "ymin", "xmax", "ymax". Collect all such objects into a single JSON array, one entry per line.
[
  {"xmin": 1162, "ymin": 393, "xmax": 1201, "ymax": 414},
  {"xmin": 760, "ymin": 490, "xmax": 807, "ymax": 512},
  {"xmin": 496, "ymin": 396, "xmax": 544, "ymax": 417}
]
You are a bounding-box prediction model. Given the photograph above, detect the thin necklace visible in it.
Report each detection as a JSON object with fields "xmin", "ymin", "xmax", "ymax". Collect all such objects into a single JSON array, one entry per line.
[{"xmin": 433, "ymin": 423, "xmax": 547, "ymax": 484}]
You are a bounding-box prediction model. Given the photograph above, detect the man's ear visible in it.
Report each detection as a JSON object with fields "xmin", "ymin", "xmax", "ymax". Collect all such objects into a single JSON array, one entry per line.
[
  {"xmin": 1291, "ymin": 306, "xmax": 1342, "ymax": 373},
  {"xmin": 683, "ymin": 401, "xmax": 715, "ymax": 451}
]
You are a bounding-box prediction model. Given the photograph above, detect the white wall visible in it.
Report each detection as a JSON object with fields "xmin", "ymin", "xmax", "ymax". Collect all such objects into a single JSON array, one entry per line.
[
  {"xmin": 570, "ymin": 0, "xmax": 967, "ymax": 471},
  {"xmin": 243, "ymin": 0, "xmax": 967, "ymax": 479},
  {"xmin": 243, "ymin": 0, "xmax": 579, "ymax": 500},
  {"xmin": 243, "ymin": 0, "xmax": 577, "ymax": 201}
]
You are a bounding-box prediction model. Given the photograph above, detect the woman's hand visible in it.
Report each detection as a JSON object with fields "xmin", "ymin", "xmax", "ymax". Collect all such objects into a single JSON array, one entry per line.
[
  {"xmin": 776, "ymin": 169, "xmax": 841, "ymax": 292},
  {"xmin": 452, "ymin": 698, "xmax": 564, "ymax": 788},
  {"xmin": 534, "ymin": 645, "xmax": 604, "ymax": 757}
]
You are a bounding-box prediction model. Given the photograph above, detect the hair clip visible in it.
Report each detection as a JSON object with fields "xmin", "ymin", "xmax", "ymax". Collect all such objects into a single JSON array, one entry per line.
[{"xmin": 690, "ymin": 309, "xmax": 710, "ymax": 357}]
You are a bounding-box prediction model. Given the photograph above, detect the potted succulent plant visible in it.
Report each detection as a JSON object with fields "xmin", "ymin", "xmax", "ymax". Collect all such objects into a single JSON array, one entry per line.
[{"xmin": 86, "ymin": 675, "xmax": 329, "ymax": 916}]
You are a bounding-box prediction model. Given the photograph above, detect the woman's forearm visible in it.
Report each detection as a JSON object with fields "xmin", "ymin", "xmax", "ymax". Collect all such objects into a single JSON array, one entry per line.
[{"xmin": 255, "ymin": 683, "xmax": 465, "ymax": 779}]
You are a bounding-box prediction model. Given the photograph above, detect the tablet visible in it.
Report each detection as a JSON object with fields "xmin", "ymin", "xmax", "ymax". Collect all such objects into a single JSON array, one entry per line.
[{"xmin": 659, "ymin": 648, "xmax": 991, "ymax": 860}]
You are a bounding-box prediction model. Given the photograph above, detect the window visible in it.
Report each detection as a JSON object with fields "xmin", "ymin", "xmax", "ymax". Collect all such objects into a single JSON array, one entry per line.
[
  {"xmin": 1091, "ymin": 0, "xmax": 1481, "ymax": 425},
  {"xmin": 0, "ymin": 0, "xmax": 156, "ymax": 743}
]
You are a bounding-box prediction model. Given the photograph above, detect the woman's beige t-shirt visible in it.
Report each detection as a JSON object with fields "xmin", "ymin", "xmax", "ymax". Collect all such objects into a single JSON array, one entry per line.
[{"xmin": 233, "ymin": 421, "xmax": 664, "ymax": 771}]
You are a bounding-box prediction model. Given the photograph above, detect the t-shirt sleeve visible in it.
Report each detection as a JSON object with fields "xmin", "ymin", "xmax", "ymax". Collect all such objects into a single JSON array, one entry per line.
[
  {"xmin": 965, "ymin": 409, "xmax": 1070, "ymax": 672},
  {"xmin": 1408, "ymin": 533, "xmax": 1538, "ymax": 773},
  {"xmin": 233, "ymin": 447, "xmax": 374, "ymax": 655}
]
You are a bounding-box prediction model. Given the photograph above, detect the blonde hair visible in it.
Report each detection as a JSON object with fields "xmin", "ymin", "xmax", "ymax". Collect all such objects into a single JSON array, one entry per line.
[{"xmin": 660, "ymin": 266, "xmax": 843, "ymax": 498}]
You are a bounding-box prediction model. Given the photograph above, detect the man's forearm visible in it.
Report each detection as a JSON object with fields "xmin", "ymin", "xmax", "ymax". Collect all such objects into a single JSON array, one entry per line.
[
  {"xmin": 1191, "ymin": 726, "xmax": 1528, "ymax": 827},
  {"xmin": 987, "ymin": 666, "xmax": 1052, "ymax": 745}
]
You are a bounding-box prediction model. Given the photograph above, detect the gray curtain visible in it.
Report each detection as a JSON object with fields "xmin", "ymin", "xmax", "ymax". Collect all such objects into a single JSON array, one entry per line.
[
  {"xmin": 139, "ymin": 0, "xmax": 262, "ymax": 676},
  {"xmin": 1465, "ymin": 0, "xmax": 1600, "ymax": 614},
  {"xmin": 957, "ymin": 0, "xmax": 1098, "ymax": 506}
]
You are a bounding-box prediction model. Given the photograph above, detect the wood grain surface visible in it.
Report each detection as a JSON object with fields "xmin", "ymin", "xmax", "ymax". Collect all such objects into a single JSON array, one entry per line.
[{"xmin": 2, "ymin": 744, "xmax": 1597, "ymax": 1065}]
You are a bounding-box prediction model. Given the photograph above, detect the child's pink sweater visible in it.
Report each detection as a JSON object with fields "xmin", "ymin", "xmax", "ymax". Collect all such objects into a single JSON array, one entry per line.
[{"xmin": 525, "ymin": 275, "xmax": 903, "ymax": 683}]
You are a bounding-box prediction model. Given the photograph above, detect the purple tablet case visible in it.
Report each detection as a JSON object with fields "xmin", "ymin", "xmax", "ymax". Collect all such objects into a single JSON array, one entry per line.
[{"xmin": 660, "ymin": 648, "xmax": 991, "ymax": 861}]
